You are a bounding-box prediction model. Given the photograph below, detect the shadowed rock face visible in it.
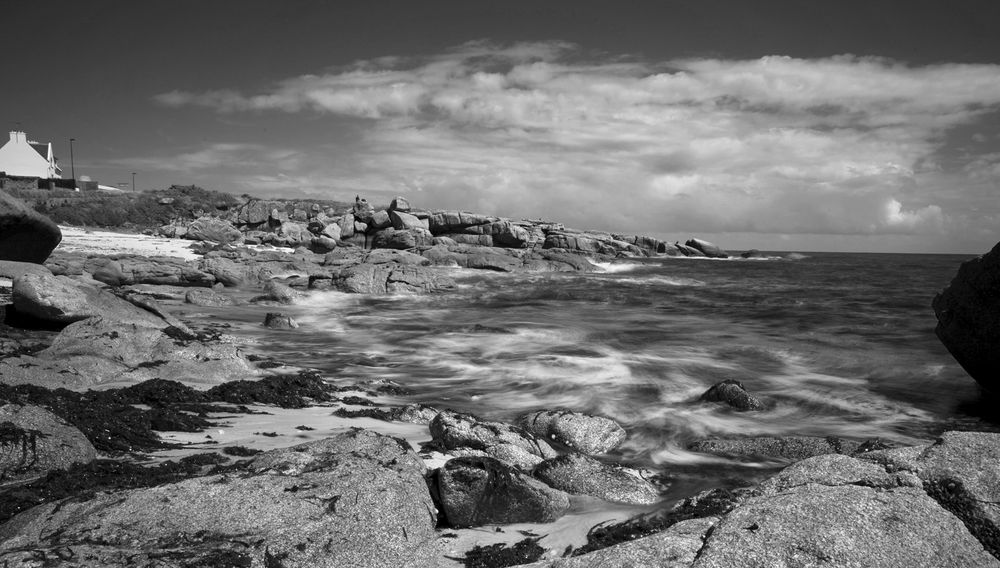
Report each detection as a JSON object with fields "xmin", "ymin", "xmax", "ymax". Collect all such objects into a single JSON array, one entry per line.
[
  {"xmin": 0, "ymin": 404, "xmax": 96, "ymax": 482},
  {"xmin": 933, "ymin": 241, "xmax": 1000, "ymax": 393},
  {"xmin": 699, "ymin": 379, "xmax": 765, "ymax": 411},
  {"xmin": 0, "ymin": 190, "xmax": 61, "ymax": 264}
]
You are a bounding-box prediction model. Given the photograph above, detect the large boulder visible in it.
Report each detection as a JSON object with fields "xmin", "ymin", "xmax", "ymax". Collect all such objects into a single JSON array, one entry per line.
[
  {"xmin": 429, "ymin": 410, "xmax": 558, "ymax": 469},
  {"xmin": 12, "ymin": 273, "xmax": 168, "ymax": 327},
  {"xmin": 0, "ymin": 190, "xmax": 61, "ymax": 263},
  {"xmin": 0, "ymin": 429, "xmax": 439, "ymax": 567},
  {"xmin": 0, "ymin": 260, "xmax": 52, "ymax": 281},
  {"xmin": 693, "ymin": 484, "xmax": 997, "ymax": 567},
  {"xmin": 0, "ymin": 404, "xmax": 96, "ymax": 482},
  {"xmin": 517, "ymin": 410, "xmax": 626, "ymax": 455},
  {"xmin": 373, "ymin": 227, "xmax": 433, "ymax": 250},
  {"xmin": 319, "ymin": 263, "xmax": 454, "ymax": 295},
  {"xmin": 436, "ymin": 456, "xmax": 570, "ymax": 528},
  {"xmin": 185, "ymin": 216, "xmax": 242, "ymax": 245},
  {"xmin": 534, "ymin": 453, "xmax": 660, "ymax": 505},
  {"xmin": 685, "ymin": 238, "xmax": 728, "ymax": 258},
  {"xmin": 933, "ymin": 242, "xmax": 1000, "ymax": 393}
]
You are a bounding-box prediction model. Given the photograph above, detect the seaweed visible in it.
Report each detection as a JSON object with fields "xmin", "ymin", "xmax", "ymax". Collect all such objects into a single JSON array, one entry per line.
[
  {"xmin": 461, "ymin": 537, "xmax": 545, "ymax": 568},
  {"xmin": 206, "ymin": 371, "xmax": 340, "ymax": 408}
]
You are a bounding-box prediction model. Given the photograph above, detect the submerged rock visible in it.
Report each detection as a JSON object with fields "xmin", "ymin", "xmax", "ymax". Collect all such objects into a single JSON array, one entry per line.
[
  {"xmin": 0, "ymin": 429, "xmax": 439, "ymax": 568},
  {"xmin": 436, "ymin": 456, "xmax": 570, "ymax": 528},
  {"xmin": 185, "ymin": 287, "xmax": 235, "ymax": 307},
  {"xmin": 517, "ymin": 410, "xmax": 626, "ymax": 454},
  {"xmin": 263, "ymin": 312, "xmax": 298, "ymax": 329},
  {"xmin": 699, "ymin": 379, "xmax": 765, "ymax": 411},
  {"xmin": 534, "ymin": 453, "xmax": 660, "ymax": 505},
  {"xmin": 933, "ymin": 241, "xmax": 1000, "ymax": 393}
]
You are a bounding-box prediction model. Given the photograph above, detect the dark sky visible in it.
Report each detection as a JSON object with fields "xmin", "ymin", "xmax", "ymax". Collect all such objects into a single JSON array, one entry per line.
[{"xmin": 4, "ymin": 1, "xmax": 1000, "ymax": 252}]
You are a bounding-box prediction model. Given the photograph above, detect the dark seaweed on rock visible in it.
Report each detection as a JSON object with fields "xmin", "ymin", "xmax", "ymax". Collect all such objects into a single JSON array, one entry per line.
[
  {"xmin": 461, "ymin": 537, "xmax": 545, "ymax": 568},
  {"xmin": 0, "ymin": 455, "xmax": 228, "ymax": 525},
  {"xmin": 571, "ymin": 487, "xmax": 746, "ymax": 557},
  {"xmin": 205, "ymin": 371, "xmax": 340, "ymax": 408}
]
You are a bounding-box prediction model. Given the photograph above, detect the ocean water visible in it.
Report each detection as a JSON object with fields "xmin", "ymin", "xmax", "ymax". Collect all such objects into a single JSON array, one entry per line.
[{"xmin": 209, "ymin": 251, "xmax": 991, "ymax": 496}]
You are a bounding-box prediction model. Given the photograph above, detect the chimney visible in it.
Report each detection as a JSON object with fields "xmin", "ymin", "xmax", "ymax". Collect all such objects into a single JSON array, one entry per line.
[{"xmin": 8, "ymin": 131, "xmax": 23, "ymax": 143}]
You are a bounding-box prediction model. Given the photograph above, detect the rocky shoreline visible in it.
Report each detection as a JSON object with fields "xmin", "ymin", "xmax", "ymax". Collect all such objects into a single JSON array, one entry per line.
[{"xmin": 2, "ymin": 188, "xmax": 1000, "ymax": 567}]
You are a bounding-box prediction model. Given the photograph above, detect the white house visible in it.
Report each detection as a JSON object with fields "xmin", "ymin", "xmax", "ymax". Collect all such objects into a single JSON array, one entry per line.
[{"xmin": 0, "ymin": 131, "xmax": 62, "ymax": 179}]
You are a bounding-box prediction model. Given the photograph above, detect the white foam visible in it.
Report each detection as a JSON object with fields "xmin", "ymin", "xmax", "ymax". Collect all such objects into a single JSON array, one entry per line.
[{"xmin": 591, "ymin": 261, "xmax": 644, "ymax": 273}]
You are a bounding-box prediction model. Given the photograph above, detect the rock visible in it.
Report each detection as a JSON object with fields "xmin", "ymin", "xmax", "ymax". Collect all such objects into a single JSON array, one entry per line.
[
  {"xmin": 436, "ymin": 456, "xmax": 570, "ymax": 527},
  {"xmin": 699, "ymin": 379, "xmax": 765, "ymax": 411},
  {"xmin": 77, "ymin": 255, "xmax": 216, "ymax": 288},
  {"xmin": 685, "ymin": 237, "xmax": 728, "ymax": 258},
  {"xmin": 933, "ymin": 241, "xmax": 1000, "ymax": 393},
  {"xmin": 372, "ymin": 227, "xmax": 433, "ymax": 250},
  {"xmin": 675, "ymin": 243, "xmax": 705, "ymax": 257},
  {"xmin": 237, "ymin": 200, "xmax": 271, "ymax": 225},
  {"xmin": 260, "ymin": 279, "xmax": 300, "ymax": 304},
  {"xmin": 389, "ymin": 196, "xmax": 411, "ymax": 212},
  {"xmin": 534, "ymin": 453, "xmax": 660, "ymax": 505},
  {"xmin": 390, "ymin": 210, "xmax": 427, "ymax": 231},
  {"xmin": 0, "ymin": 404, "xmax": 96, "ymax": 482},
  {"xmin": 336, "ymin": 214, "xmax": 355, "ymax": 238},
  {"xmin": 354, "ymin": 221, "xmax": 369, "ymax": 234},
  {"xmin": 321, "ymin": 221, "xmax": 342, "ymax": 240},
  {"xmin": 276, "ymin": 221, "xmax": 309, "ymax": 247},
  {"xmin": 24, "ymin": 316, "xmax": 255, "ymax": 387},
  {"xmin": 263, "ymin": 312, "xmax": 298, "ymax": 329},
  {"xmin": 309, "ymin": 235, "xmax": 339, "ymax": 253},
  {"xmin": 464, "ymin": 221, "xmax": 531, "ymax": 248},
  {"xmin": 427, "ymin": 211, "xmax": 496, "ymax": 234},
  {"xmin": 429, "ymin": 410, "xmax": 558, "ymax": 469},
  {"xmin": 445, "ymin": 233, "xmax": 494, "ymax": 247},
  {"xmin": 740, "ymin": 249, "xmax": 763, "ymax": 258},
  {"xmin": 689, "ymin": 435, "xmax": 869, "ymax": 462},
  {"xmin": 0, "ymin": 260, "xmax": 52, "ymax": 281},
  {"xmin": 369, "ymin": 210, "xmax": 392, "ymax": 230},
  {"xmin": 185, "ymin": 216, "xmax": 242, "ymax": 245},
  {"xmin": 12, "ymin": 273, "xmax": 167, "ymax": 327},
  {"xmin": 184, "ymin": 287, "xmax": 235, "ymax": 307},
  {"xmin": 517, "ymin": 410, "xmax": 626, "ymax": 454},
  {"xmin": 543, "ymin": 231, "xmax": 642, "ymax": 256},
  {"xmin": 693, "ymin": 484, "xmax": 998, "ymax": 567},
  {"xmin": 757, "ymin": 454, "xmax": 919, "ymax": 495},
  {"xmin": 198, "ymin": 256, "xmax": 245, "ymax": 287},
  {"xmin": 0, "ymin": 429, "xmax": 439, "ymax": 567},
  {"xmin": 520, "ymin": 517, "xmax": 717, "ymax": 568},
  {"xmin": 363, "ymin": 249, "xmax": 429, "ymax": 266},
  {"xmin": 0, "ymin": 190, "xmax": 62, "ymax": 263},
  {"xmin": 915, "ymin": 431, "xmax": 1000, "ymax": 558}
]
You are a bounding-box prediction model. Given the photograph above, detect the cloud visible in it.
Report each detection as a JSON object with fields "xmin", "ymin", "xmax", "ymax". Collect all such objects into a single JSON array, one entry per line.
[{"xmin": 149, "ymin": 41, "xmax": 1000, "ymax": 241}]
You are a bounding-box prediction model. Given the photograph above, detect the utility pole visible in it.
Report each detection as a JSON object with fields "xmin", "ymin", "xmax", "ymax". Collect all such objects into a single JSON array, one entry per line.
[
  {"xmin": 132, "ymin": 172, "xmax": 136, "ymax": 192},
  {"xmin": 69, "ymin": 138, "xmax": 76, "ymax": 181}
]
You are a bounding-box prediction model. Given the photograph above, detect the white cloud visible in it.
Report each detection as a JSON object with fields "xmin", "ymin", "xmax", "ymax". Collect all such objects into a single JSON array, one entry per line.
[{"xmin": 147, "ymin": 42, "xmax": 1000, "ymax": 243}]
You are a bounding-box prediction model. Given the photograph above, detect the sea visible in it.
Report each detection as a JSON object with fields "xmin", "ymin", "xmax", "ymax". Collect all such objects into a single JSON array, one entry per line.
[{"xmin": 207, "ymin": 251, "xmax": 991, "ymax": 501}]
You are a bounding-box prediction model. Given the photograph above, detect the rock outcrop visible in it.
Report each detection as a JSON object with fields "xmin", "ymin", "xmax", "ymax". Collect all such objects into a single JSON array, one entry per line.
[
  {"xmin": 517, "ymin": 410, "xmax": 626, "ymax": 455},
  {"xmin": 689, "ymin": 435, "xmax": 878, "ymax": 462},
  {"xmin": 534, "ymin": 453, "xmax": 660, "ymax": 505},
  {"xmin": 436, "ymin": 456, "xmax": 570, "ymax": 527},
  {"xmin": 0, "ymin": 190, "xmax": 61, "ymax": 263},
  {"xmin": 685, "ymin": 238, "xmax": 728, "ymax": 258},
  {"xmin": 429, "ymin": 410, "xmax": 559, "ymax": 469},
  {"xmin": 0, "ymin": 430, "xmax": 439, "ymax": 568},
  {"xmin": 933, "ymin": 241, "xmax": 1000, "ymax": 393}
]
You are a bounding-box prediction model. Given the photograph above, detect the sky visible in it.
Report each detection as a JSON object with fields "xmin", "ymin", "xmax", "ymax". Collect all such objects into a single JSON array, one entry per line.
[{"xmin": 4, "ymin": 1, "xmax": 1000, "ymax": 253}]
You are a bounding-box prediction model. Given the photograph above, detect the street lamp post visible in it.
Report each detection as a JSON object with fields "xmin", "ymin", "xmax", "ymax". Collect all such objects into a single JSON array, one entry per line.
[
  {"xmin": 69, "ymin": 138, "xmax": 76, "ymax": 182},
  {"xmin": 132, "ymin": 172, "xmax": 136, "ymax": 192}
]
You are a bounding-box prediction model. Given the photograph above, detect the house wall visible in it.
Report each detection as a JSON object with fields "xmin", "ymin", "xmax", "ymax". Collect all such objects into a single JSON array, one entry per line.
[{"xmin": 0, "ymin": 132, "xmax": 57, "ymax": 178}]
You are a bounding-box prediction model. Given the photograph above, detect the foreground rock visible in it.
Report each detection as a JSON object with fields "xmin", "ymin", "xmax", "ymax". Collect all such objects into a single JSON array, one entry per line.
[
  {"xmin": 689, "ymin": 435, "xmax": 877, "ymax": 462},
  {"xmin": 517, "ymin": 410, "xmax": 626, "ymax": 455},
  {"xmin": 0, "ymin": 404, "xmax": 96, "ymax": 482},
  {"xmin": 699, "ymin": 379, "xmax": 764, "ymax": 411},
  {"xmin": 933, "ymin": 241, "xmax": 1000, "ymax": 393},
  {"xmin": 11, "ymin": 272, "xmax": 167, "ymax": 326},
  {"xmin": 695, "ymin": 483, "xmax": 996, "ymax": 567},
  {"xmin": 534, "ymin": 453, "xmax": 660, "ymax": 505},
  {"xmin": 0, "ymin": 429, "xmax": 439, "ymax": 567},
  {"xmin": 436, "ymin": 456, "xmax": 570, "ymax": 527},
  {"xmin": 0, "ymin": 190, "xmax": 61, "ymax": 263},
  {"xmin": 429, "ymin": 410, "xmax": 558, "ymax": 469}
]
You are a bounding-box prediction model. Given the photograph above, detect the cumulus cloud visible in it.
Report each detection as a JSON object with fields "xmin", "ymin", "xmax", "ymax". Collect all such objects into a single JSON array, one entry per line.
[{"xmin": 150, "ymin": 41, "xmax": 1000, "ymax": 239}]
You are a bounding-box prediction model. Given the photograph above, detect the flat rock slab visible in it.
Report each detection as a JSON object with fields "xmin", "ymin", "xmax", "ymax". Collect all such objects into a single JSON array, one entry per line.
[
  {"xmin": 692, "ymin": 484, "xmax": 999, "ymax": 567},
  {"xmin": 0, "ymin": 429, "xmax": 439, "ymax": 567}
]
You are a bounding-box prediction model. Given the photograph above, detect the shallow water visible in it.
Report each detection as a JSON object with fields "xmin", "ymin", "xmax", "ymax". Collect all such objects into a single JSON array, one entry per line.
[{"xmin": 193, "ymin": 251, "xmax": 990, "ymax": 496}]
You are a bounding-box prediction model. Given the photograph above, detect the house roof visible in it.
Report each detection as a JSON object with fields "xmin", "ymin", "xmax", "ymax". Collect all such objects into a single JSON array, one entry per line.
[{"xmin": 29, "ymin": 143, "xmax": 48, "ymax": 159}]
